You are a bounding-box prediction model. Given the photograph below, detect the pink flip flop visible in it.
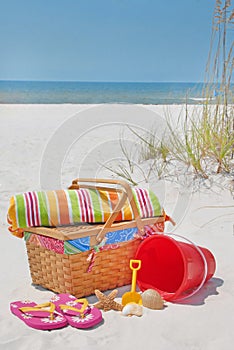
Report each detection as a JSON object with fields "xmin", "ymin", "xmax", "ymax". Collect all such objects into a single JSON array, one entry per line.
[
  {"xmin": 50, "ymin": 294, "xmax": 103, "ymax": 329},
  {"xmin": 10, "ymin": 301, "xmax": 68, "ymax": 330}
]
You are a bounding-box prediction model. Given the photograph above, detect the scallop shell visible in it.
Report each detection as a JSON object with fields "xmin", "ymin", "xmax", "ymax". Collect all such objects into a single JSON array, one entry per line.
[
  {"xmin": 122, "ymin": 303, "xmax": 143, "ymax": 317},
  {"xmin": 141, "ymin": 289, "xmax": 164, "ymax": 310}
]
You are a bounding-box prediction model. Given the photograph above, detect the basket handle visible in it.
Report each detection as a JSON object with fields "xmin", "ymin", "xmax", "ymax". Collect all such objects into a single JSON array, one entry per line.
[{"xmin": 68, "ymin": 178, "xmax": 145, "ymax": 244}]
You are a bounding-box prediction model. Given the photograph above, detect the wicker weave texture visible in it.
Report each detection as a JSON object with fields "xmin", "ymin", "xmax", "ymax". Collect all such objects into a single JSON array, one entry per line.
[{"xmin": 26, "ymin": 239, "xmax": 142, "ymax": 298}]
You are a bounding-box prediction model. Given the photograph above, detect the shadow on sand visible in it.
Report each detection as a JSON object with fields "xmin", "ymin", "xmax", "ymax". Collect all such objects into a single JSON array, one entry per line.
[{"xmin": 174, "ymin": 277, "xmax": 224, "ymax": 305}]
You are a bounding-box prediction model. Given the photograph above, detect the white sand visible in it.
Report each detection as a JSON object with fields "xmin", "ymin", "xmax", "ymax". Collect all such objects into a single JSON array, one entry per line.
[{"xmin": 0, "ymin": 104, "xmax": 233, "ymax": 350}]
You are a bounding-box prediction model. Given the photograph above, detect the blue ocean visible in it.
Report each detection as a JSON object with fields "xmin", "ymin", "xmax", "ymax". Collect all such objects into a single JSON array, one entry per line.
[{"xmin": 0, "ymin": 80, "xmax": 225, "ymax": 105}]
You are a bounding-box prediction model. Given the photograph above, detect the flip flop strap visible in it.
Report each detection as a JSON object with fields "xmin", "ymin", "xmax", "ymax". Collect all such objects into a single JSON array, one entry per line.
[
  {"xmin": 59, "ymin": 298, "xmax": 89, "ymax": 318},
  {"xmin": 19, "ymin": 302, "xmax": 56, "ymax": 320}
]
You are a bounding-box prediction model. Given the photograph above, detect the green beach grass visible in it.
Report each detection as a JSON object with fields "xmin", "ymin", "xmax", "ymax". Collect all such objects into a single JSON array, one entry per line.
[{"xmin": 107, "ymin": 0, "xmax": 233, "ymax": 189}]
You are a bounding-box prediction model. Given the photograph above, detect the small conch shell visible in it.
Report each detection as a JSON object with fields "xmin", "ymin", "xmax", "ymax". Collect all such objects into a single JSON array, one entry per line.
[
  {"xmin": 122, "ymin": 302, "xmax": 143, "ymax": 317},
  {"xmin": 141, "ymin": 289, "xmax": 164, "ymax": 310}
]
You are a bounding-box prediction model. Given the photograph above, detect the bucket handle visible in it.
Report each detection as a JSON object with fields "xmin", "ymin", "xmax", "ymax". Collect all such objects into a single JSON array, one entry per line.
[{"xmin": 164, "ymin": 232, "xmax": 208, "ymax": 302}]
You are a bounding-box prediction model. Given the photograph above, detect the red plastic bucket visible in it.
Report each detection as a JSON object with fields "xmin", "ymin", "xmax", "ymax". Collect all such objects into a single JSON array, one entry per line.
[{"xmin": 135, "ymin": 234, "xmax": 216, "ymax": 301}]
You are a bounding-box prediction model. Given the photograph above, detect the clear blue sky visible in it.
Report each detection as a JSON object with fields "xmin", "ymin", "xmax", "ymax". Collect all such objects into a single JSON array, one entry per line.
[{"xmin": 0, "ymin": 0, "xmax": 215, "ymax": 82}]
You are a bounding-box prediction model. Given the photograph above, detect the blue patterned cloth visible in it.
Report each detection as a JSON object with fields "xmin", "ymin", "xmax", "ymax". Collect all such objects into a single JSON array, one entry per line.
[{"xmin": 64, "ymin": 227, "xmax": 138, "ymax": 254}]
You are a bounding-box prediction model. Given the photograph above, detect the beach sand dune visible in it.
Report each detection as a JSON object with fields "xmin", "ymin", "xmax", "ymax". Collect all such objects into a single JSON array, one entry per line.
[{"xmin": 0, "ymin": 104, "xmax": 233, "ymax": 350}]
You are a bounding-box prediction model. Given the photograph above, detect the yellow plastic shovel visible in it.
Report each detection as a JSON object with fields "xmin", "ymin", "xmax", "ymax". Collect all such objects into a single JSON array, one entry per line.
[{"xmin": 122, "ymin": 259, "xmax": 142, "ymax": 306}]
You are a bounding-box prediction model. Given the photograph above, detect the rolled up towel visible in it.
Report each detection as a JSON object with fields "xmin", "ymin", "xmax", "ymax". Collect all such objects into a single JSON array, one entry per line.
[{"xmin": 7, "ymin": 188, "xmax": 162, "ymax": 238}]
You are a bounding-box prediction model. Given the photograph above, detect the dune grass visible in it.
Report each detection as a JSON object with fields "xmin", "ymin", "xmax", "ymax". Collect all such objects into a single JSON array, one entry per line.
[{"xmin": 106, "ymin": 1, "xmax": 233, "ymax": 187}]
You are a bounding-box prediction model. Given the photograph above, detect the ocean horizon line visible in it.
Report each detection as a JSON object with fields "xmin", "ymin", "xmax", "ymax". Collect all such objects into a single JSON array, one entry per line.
[
  {"xmin": 0, "ymin": 79, "xmax": 206, "ymax": 84},
  {"xmin": 0, "ymin": 80, "xmax": 231, "ymax": 105}
]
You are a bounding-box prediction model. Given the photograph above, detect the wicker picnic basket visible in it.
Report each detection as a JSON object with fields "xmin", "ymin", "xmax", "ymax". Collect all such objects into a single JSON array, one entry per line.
[{"xmin": 10, "ymin": 178, "xmax": 170, "ymax": 298}]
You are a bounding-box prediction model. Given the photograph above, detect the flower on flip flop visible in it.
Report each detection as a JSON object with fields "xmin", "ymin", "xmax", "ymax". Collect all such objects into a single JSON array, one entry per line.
[
  {"xmin": 41, "ymin": 315, "xmax": 64, "ymax": 324},
  {"xmin": 66, "ymin": 300, "xmax": 78, "ymax": 307},
  {"xmin": 62, "ymin": 309, "xmax": 69, "ymax": 313},
  {"xmin": 11, "ymin": 304, "xmax": 18, "ymax": 308},
  {"xmin": 20, "ymin": 300, "xmax": 32, "ymax": 304},
  {"xmin": 71, "ymin": 313, "xmax": 94, "ymax": 323},
  {"xmin": 50, "ymin": 295, "xmax": 60, "ymax": 302},
  {"xmin": 68, "ymin": 295, "xmax": 76, "ymax": 299}
]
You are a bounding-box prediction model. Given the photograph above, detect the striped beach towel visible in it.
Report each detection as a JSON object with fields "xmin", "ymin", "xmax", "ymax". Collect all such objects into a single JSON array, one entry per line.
[{"xmin": 8, "ymin": 188, "xmax": 162, "ymax": 238}]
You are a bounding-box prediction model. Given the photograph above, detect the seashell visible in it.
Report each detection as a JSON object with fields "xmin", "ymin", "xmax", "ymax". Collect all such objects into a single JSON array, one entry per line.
[
  {"xmin": 141, "ymin": 289, "xmax": 164, "ymax": 310},
  {"xmin": 122, "ymin": 302, "xmax": 143, "ymax": 317}
]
